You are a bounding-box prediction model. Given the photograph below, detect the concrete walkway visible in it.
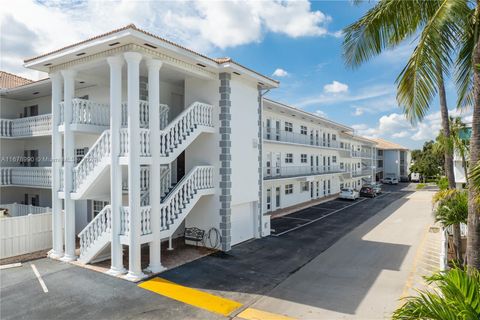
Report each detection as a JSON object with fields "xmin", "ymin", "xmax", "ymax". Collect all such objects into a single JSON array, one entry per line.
[{"xmin": 246, "ymin": 190, "xmax": 439, "ymax": 320}]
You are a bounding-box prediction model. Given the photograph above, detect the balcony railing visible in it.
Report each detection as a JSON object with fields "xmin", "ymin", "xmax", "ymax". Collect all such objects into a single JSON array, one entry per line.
[
  {"xmin": 0, "ymin": 203, "xmax": 51, "ymax": 217},
  {"xmin": 0, "ymin": 167, "xmax": 52, "ymax": 188},
  {"xmin": 121, "ymin": 101, "xmax": 169, "ymax": 129},
  {"xmin": 0, "ymin": 114, "xmax": 52, "ymax": 137},
  {"xmin": 351, "ymin": 151, "xmax": 373, "ymax": 158},
  {"xmin": 263, "ymin": 127, "xmax": 340, "ymax": 149},
  {"xmin": 352, "ymin": 169, "xmax": 372, "ymax": 177},
  {"xmin": 60, "ymin": 99, "xmax": 110, "ymax": 127},
  {"xmin": 263, "ymin": 165, "xmax": 343, "ymax": 180}
]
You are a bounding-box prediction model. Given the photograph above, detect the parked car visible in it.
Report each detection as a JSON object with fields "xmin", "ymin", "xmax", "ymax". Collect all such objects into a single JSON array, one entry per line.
[
  {"xmin": 410, "ymin": 172, "xmax": 420, "ymax": 182},
  {"xmin": 339, "ymin": 188, "xmax": 359, "ymax": 200},
  {"xmin": 364, "ymin": 183, "xmax": 382, "ymax": 194},
  {"xmin": 360, "ymin": 186, "xmax": 376, "ymax": 198},
  {"xmin": 383, "ymin": 177, "xmax": 398, "ymax": 185}
]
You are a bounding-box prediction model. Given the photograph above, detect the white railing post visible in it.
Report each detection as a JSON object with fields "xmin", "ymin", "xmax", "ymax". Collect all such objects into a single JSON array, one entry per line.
[
  {"xmin": 61, "ymin": 69, "xmax": 77, "ymax": 262},
  {"xmin": 124, "ymin": 51, "xmax": 144, "ymax": 281},
  {"xmin": 107, "ymin": 55, "xmax": 126, "ymax": 276},
  {"xmin": 49, "ymin": 72, "xmax": 64, "ymax": 259},
  {"xmin": 146, "ymin": 58, "xmax": 165, "ymax": 273}
]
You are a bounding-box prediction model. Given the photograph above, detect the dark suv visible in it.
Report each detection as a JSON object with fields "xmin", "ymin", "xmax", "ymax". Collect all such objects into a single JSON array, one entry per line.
[{"xmin": 360, "ymin": 186, "xmax": 376, "ymax": 198}]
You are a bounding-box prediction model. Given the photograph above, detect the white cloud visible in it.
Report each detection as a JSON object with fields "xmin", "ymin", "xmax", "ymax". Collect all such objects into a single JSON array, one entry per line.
[
  {"xmin": 354, "ymin": 108, "xmax": 473, "ymax": 143},
  {"xmin": 0, "ymin": 0, "xmax": 335, "ymax": 79},
  {"xmin": 272, "ymin": 68, "xmax": 289, "ymax": 77},
  {"xmin": 315, "ymin": 110, "xmax": 327, "ymax": 118},
  {"xmin": 297, "ymin": 84, "xmax": 392, "ymax": 108},
  {"xmin": 323, "ymin": 80, "xmax": 348, "ymax": 94}
]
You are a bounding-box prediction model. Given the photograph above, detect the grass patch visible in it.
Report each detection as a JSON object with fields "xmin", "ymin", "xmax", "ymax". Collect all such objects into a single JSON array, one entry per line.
[{"xmin": 416, "ymin": 183, "xmax": 426, "ymax": 190}]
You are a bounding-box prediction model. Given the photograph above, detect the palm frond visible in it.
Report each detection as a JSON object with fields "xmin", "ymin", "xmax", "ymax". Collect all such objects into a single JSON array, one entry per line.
[
  {"xmin": 455, "ymin": 6, "xmax": 475, "ymax": 108},
  {"xmin": 470, "ymin": 160, "xmax": 480, "ymax": 190},
  {"xmin": 342, "ymin": 0, "xmax": 440, "ymax": 68},
  {"xmin": 396, "ymin": 0, "xmax": 466, "ymax": 123}
]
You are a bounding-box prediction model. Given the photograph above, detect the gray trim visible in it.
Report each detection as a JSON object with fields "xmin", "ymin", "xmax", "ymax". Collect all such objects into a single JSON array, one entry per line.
[
  {"xmin": 218, "ymin": 72, "xmax": 232, "ymax": 251},
  {"xmin": 257, "ymin": 85, "xmax": 263, "ymax": 237}
]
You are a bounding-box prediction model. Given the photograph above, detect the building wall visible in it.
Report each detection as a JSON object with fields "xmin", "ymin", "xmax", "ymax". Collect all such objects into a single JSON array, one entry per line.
[{"xmin": 383, "ymin": 150, "xmax": 400, "ymax": 178}]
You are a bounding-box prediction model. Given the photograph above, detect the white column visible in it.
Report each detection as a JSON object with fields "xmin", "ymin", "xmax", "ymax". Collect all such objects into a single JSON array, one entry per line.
[
  {"xmin": 107, "ymin": 56, "xmax": 126, "ymax": 276},
  {"xmin": 124, "ymin": 52, "xmax": 144, "ymax": 281},
  {"xmin": 49, "ymin": 72, "xmax": 64, "ymax": 259},
  {"xmin": 145, "ymin": 58, "xmax": 165, "ymax": 273},
  {"xmin": 61, "ymin": 69, "xmax": 77, "ymax": 262}
]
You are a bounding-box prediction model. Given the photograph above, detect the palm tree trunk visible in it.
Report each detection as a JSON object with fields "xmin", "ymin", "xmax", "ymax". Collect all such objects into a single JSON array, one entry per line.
[
  {"xmin": 438, "ymin": 68, "xmax": 456, "ymax": 189},
  {"xmin": 438, "ymin": 66, "xmax": 462, "ymax": 263},
  {"xmin": 467, "ymin": 16, "xmax": 480, "ymax": 270}
]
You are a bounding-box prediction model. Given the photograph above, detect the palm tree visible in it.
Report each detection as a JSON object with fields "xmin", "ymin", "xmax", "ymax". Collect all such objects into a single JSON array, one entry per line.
[
  {"xmin": 433, "ymin": 189, "xmax": 468, "ymax": 264},
  {"xmin": 343, "ymin": 0, "xmax": 480, "ymax": 269},
  {"xmin": 471, "ymin": 160, "xmax": 480, "ymax": 190},
  {"xmin": 392, "ymin": 267, "xmax": 480, "ymax": 320}
]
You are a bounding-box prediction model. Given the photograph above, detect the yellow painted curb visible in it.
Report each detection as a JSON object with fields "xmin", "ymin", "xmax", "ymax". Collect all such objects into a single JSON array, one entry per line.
[
  {"xmin": 138, "ymin": 277, "xmax": 242, "ymax": 316},
  {"xmin": 237, "ymin": 307, "xmax": 297, "ymax": 320}
]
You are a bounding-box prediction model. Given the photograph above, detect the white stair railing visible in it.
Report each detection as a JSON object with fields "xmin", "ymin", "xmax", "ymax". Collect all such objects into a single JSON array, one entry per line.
[
  {"xmin": 60, "ymin": 99, "xmax": 109, "ymax": 126},
  {"xmin": 120, "ymin": 207, "xmax": 130, "ymax": 236},
  {"xmin": 121, "ymin": 101, "xmax": 169, "ymax": 129},
  {"xmin": 78, "ymin": 205, "xmax": 112, "ymax": 256},
  {"xmin": 159, "ymin": 102, "xmax": 213, "ymax": 156},
  {"xmin": 0, "ymin": 119, "xmax": 12, "ymax": 137},
  {"xmin": 160, "ymin": 166, "xmax": 171, "ymax": 197},
  {"xmin": 160, "ymin": 166, "xmax": 214, "ymax": 231},
  {"xmin": 119, "ymin": 128, "xmax": 150, "ymax": 157},
  {"xmin": 72, "ymin": 130, "xmax": 111, "ymax": 192}
]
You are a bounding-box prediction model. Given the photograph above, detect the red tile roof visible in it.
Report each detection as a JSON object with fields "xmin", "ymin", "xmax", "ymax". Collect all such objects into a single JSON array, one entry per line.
[
  {"xmin": 0, "ymin": 71, "xmax": 33, "ymax": 89},
  {"xmin": 370, "ymin": 138, "xmax": 408, "ymax": 150}
]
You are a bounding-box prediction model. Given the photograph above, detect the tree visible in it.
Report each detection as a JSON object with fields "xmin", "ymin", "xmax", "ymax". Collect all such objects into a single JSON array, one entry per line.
[
  {"xmin": 410, "ymin": 141, "xmax": 444, "ymax": 181},
  {"xmin": 450, "ymin": 117, "xmax": 470, "ymax": 185},
  {"xmin": 343, "ymin": 0, "xmax": 480, "ymax": 269},
  {"xmin": 433, "ymin": 189, "xmax": 468, "ymax": 264},
  {"xmin": 392, "ymin": 267, "xmax": 480, "ymax": 320}
]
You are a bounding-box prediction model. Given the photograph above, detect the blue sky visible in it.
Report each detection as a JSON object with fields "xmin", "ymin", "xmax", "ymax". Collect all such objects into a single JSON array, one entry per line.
[{"xmin": 1, "ymin": 0, "xmax": 472, "ymax": 149}]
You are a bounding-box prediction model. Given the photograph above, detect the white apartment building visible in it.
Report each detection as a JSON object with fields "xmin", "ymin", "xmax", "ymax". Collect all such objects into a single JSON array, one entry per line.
[
  {"xmin": 371, "ymin": 138, "xmax": 411, "ymax": 182},
  {"xmin": 1, "ymin": 24, "xmax": 377, "ymax": 280},
  {"xmin": 1, "ymin": 25, "xmax": 277, "ymax": 281},
  {"xmin": 262, "ymin": 99, "xmax": 376, "ymax": 214}
]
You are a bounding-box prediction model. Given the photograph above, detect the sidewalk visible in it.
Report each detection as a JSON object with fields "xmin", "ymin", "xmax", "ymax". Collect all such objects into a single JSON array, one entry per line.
[{"xmin": 245, "ymin": 190, "xmax": 439, "ymax": 320}]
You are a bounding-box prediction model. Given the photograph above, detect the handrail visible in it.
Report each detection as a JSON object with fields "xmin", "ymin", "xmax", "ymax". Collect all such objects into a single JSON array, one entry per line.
[
  {"xmin": 79, "ymin": 205, "xmax": 112, "ymax": 256},
  {"xmin": 159, "ymin": 102, "xmax": 213, "ymax": 156},
  {"xmin": 73, "ymin": 130, "xmax": 111, "ymax": 191},
  {"xmin": 159, "ymin": 166, "xmax": 214, "ymax": 230},
  {"xmin": 0, "ymin": 167, "xmax": 52, "ymax": 187},
  {"xmin": 0, "ymin": 114, "xmax": 52, "ymax": 137}
]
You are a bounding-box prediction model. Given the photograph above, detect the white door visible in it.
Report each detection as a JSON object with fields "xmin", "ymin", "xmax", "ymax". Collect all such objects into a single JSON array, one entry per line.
[{"xmin": 266, "ymin": 188, "xmax": 272, "ymax": 212}]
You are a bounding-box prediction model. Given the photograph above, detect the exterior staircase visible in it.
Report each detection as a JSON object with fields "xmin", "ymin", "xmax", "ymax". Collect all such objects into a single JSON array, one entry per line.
[
  {"xmin": 60, "ymin": 101, "xmax": 214, "ymax": 199},
  {"xmin": 78, "ymin": 166, "xmax": 214, "ymax": 264}
]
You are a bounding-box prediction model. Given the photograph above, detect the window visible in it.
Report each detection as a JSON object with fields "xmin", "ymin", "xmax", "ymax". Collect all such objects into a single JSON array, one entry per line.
[
  {"xmin": 285, "ymin": 184, "xmax": 293, "ymax": 194},
  {"xmin": 332, "ymin": 156, "xmax": 337, "ymax": 163},
  {"xmin": 285, "ymin": 122, "xmax": 293, "ymax": 132},
  {"xmin": 340, "ymin": 142, "xmax": 344, "ymax": 149},
  {"xmin": 332, "ymin": 134, "xmax": 337, "ymax": 141},
  {"xmin": 301, "ymin": 182, "xmax": 309, "ymax": 192},
  {"xmin": 300, "ymin": 125, "xmax": 307, "ymax": 135},
  {"xmin": 285, "ymin": 153, "xmax": 293, "ymax": 163},
  {"xmin": 93, "ymin": 200, "xmax": 109, "ymax": 219},
  {"xmin": 357, "ymin": 163, "xmax": 361, "ymax": 168},
  {"xmin": 340, "ymin": 162, "xmax": 344, "ymax": 170},
  {"xmin": 76, "ymin": 148, "xmax": 89, "ymax": 164},
  {"xmin": 301, "ymin": 154, "xmax": 307, "ymax": 163}
]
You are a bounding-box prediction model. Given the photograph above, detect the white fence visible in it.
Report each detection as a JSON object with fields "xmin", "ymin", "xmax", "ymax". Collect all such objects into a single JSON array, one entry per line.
[{"xmin": 0, "ymin": 212, "xmax": 60, "ymax": 259}]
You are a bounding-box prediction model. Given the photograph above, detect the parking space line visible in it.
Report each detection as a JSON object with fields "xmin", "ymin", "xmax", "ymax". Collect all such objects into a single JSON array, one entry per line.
[
  {"xmin": 272, "ymin": 198, "xmax": 368, "ymax": 237},
  {"xmin": 279, "ymin": 216, "xmax": 312, "ymax": 222},
  {"xmin": 31, "ymin": 264, "xmax": 48, "ymax": 293},
  {"xmin": 237, "ymin": 307, "xmax": 296, "ymax": 320},
  {"xmin": 0, "ymin": 262, "xmax": 22, "ymax": 270},
  {"xmin": 138, "ymin": 277, "xmax": 242, "ymax": 316}
]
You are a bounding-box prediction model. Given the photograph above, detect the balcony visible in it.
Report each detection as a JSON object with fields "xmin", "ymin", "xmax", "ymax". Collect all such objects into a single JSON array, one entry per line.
[
  {"xmin": 263, "ymin": 127, "xmax": 340, "ymax": 149},
  {"xmin": 263, "ymin": 165, "xmax": 344, "ymax": 180},
  {"xmin": 0, "ymin": 203, "xmax": 51, "ymax": 217},
  {"xmin": 351, "ymin": 151, "xmax": 373, "ymax": 159},
  {"xmin": 352, "ymin": 169, "xmax": 372, "ymax": 177},
  {"xmin": 0, "ymin": 167, "xmax": 52, "ymax": 188},
  {"xmin": 58, "ymin": 98, "xmax": 169, "ymax": 132},
  {"xmin": 0, "ymin": 114, "xmax": 52, "ymax": 138}
]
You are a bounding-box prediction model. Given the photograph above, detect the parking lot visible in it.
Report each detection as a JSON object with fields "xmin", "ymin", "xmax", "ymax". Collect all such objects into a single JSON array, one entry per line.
[
  {"xmin": 271, "ymin": 191, "xmax": 391, "ymax": 236},
  {"xmin": 1, "ymin": 184, "xmax": 412, "ymax": 320}
]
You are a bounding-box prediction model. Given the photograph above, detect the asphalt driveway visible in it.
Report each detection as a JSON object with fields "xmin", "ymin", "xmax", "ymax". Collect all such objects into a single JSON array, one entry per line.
[{"xmin": 1, "ymin": 184, "xmax": 411, "ymax": 320}]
